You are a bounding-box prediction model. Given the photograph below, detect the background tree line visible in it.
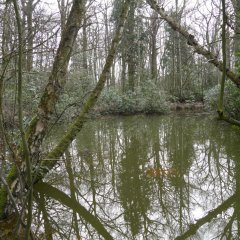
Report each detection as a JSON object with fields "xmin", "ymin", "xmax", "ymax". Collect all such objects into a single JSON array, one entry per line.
[{"xmin": 1, "ymin": 0, "xmax": 240, "ymax": 120}]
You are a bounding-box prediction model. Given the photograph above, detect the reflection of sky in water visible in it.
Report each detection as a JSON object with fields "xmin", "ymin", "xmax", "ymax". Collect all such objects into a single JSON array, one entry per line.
[
  {"xmin": 189, "ymin": 143, "xmax": 234, "ymax": 216},
  {"xmin": 45, "ymin": 114, "xmax": 238, "ymax": 239},
  {"xmin": 192, "ymin": 207, "xmax": 204, "ymax": 219}
]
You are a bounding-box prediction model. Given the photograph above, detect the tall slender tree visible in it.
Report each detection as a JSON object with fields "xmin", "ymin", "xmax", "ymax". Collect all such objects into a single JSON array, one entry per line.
[{"xmin": 218, "ymin": 0, "xmax": 227, "ymax": 118}]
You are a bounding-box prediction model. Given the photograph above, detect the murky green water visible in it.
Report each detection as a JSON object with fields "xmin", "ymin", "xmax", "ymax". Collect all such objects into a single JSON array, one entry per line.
[{"xmin": 44, "ymin": 113, "xmax": 240, "ymax": 239}]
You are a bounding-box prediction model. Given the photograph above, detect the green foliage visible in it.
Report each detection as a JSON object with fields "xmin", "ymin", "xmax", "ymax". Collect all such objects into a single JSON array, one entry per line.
[
  {"xmin": 53, "ymin": 71, "xmax": 95, "ymax": 121},
  {"xmin": 96, "ymin": 81, "xmax": 168, "ymax": 114},
  {"xmin": 235, "ymin": 52, "xmax": 240, "ymax": 73},
  {"xmin": 96, "ymin": 88, "xmax": 139, "ymax": 114},
  {"xmin": 22, "ymin": 72, "xmax": 48, "ymax": 114},
  {"xmin": 205, "ymin": 80, "xmax": 240, "ymax": 119},
  {"xmin": 140, "ymin": 80, "xmax": 168, "ymax": 113},
  {"xmin": 204, "ymin": 86, "xmax": 219, "ymax": 110}
]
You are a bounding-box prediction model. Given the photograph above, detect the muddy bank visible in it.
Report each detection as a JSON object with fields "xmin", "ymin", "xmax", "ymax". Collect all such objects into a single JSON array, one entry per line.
[{"xmin": 169, "ymin": 102, "xmax": 204, "ymax": 111}]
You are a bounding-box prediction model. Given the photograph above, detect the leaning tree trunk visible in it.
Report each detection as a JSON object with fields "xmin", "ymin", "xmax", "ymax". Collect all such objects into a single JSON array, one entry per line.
[
  {"xmin": 39, "ymin": 0, "xmax": 131, "ymax": 174},
  {"xmin": 146, "ymin": 0, "xmax": 240, "ymax": 126},
  {"xmin": 146, "ymin": 0, "xmax": 240, "ymax": 88}
]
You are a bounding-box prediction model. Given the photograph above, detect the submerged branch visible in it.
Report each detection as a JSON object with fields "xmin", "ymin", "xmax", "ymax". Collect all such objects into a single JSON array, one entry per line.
[{"xmin": 218, "ymin": 114, "xmax": 240, "ymax": 127}]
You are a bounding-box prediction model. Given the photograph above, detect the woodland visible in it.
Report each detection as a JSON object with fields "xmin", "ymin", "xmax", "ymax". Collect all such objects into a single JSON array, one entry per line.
[{"xmin": 0, "ymin": 0, "xmax": 240, "ymax": 239}]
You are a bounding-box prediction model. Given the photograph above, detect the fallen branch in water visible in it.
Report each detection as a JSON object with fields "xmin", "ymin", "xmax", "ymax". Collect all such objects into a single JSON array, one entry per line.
[{"xmin": 217, "ymin": 113, "xmax": 240, "ymax": 127}]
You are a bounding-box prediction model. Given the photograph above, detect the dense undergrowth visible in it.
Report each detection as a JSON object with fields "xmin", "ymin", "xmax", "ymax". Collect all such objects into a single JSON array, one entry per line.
[
  {"xmin": 96, "ymin": 82, "xmax": 169, "ymax": 115},
  {"xmin": 4, "ymin": 78, "xmax": 240, "ymax": 127},
  {"xmin": 205, "ymin": 80, "xmax": 240, "ymax": 120}
]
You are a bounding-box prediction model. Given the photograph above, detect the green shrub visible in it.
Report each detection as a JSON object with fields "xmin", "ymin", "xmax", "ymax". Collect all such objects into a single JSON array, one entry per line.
[
  {"xmin": 97, "ymin": 87, "xmax": 123, "ymax": 114},
  {"xmin": 205, "ymin": 81, "xmax": 240, "ymax": 119},
  {"xmin": 140, "ymin": 80, "xmax": 168, "ymax": 113},
  {"xmin": 97, "ymin": 81, "xmax": 169, "ymax": 115}
]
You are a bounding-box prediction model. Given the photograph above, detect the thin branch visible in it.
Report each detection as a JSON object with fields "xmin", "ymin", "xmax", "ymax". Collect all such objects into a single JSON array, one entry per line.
[
  {"xmin": 0, "ymin": 176, "xmax": 20, "ymax": 218},
  {"xmin": 12, "ymin": 0, "xmax": 33, "ymax": 238}
]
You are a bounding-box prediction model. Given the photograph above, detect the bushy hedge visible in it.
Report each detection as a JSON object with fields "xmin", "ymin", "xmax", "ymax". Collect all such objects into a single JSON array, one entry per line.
[
  {"xmin": 96, "ymin": 81, "xmax": 169, "ymax": 115},
  {"xmin": 204, "ymin": 80, "xmax": 240, "ymax": 119}
]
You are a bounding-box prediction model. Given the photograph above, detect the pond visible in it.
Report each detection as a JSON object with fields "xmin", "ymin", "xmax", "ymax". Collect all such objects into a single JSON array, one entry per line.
[{"xmin": 41, "ymin": 113, "xmax": 240, "ymax": 239}]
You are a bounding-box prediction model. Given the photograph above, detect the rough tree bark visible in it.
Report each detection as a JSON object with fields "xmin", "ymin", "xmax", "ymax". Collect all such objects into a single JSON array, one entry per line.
[{"xmin": 27, "ymin": 0, "xmax": 85, "ymax": 163}]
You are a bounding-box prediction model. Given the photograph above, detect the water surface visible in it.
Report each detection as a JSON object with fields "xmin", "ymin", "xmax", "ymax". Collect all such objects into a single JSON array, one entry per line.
[{"xmin": 43, "ymin": 114, "xmax": 240, "ymax": 239}]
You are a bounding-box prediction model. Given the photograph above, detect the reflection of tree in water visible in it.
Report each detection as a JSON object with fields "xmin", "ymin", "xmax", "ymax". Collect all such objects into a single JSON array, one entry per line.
[
  {"xmin": 176, "ymin": 117, "xmax": 239, "ymax": 239},
  {"xmin": 145, "ymin": 116, "xmax": 196, "ymax": 237},
  {"xmin": 166, "ymin": 116, "xmax": 195, "ymax": 234},
  {"xmin": 236, "ymin": 157, "xmax": 240, "ymax": 237},
  {"xmin": 41, "ymin": 115, "xmax": 240, "ymax": 239},
  {"xmin": 146, "ymin": 115, "xmax": 238, "ymax": 239},
  {"xmin": 75, "ymin": 124, "xmax": 100, "ymax": 215},
  {"xmin": 222, "ymin": 127, "xmax": 240, "ymax": 238},
  {"xmin": 165, "ymin": 116, "xmax": 194, "ymax": 179},
  {"xmin": 118, "ymin": 129, "xmax": 150, "ymax": 237}
]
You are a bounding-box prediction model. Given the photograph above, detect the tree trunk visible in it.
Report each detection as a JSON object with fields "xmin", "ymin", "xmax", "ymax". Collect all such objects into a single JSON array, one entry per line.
[
  {"xmin": 26, "ymin": 0, "xmax": 34, "ymax": 72},
  {"xmin": 231, "ymin": 0, "xmax": 240, "ymax": 68},
  {"xmin": 218, "ymin": 0, "xmax": 227, "ymax": 118},
  {"xmin": 150, "ymin": 11, "xmax": 159, "ymax": 82},
  {"xmin": 40, "ymin": 0, "xmax": 131, "ymax": 171},
  {"xmin": 121, "ymin": 54, "xmax": 127, "ymax": 92},
  {"xmin": 127, "ymin": 1, "xmax": 136, "ymax": 92}
]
